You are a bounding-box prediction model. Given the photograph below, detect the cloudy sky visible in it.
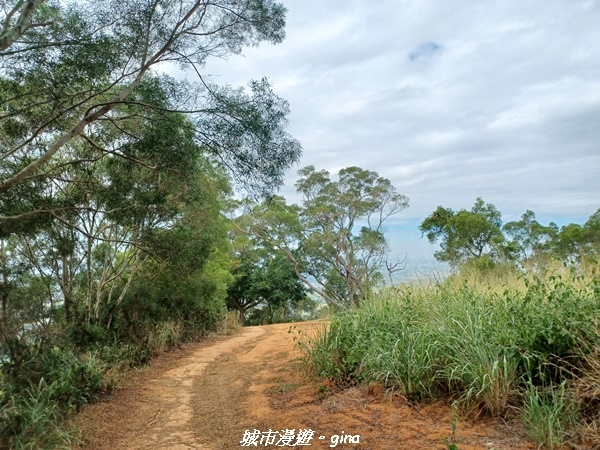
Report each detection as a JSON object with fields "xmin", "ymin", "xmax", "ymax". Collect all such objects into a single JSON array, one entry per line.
[{"xmin": 202, "ymin": 0, "xmax": 600, "ymax": 262}]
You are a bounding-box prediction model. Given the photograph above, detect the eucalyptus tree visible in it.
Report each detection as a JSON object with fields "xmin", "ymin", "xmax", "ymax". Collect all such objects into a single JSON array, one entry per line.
[
  {"xmin": 1, "ymin": 103, "xmax": 235, "ymax": 344},
  {"xmin": 551, "ymin": 209, "xmax": 600, "ymax": 264},
  {"xmin": 246, "ymin": 166, "xmax": 409, "ymax": 308},
  {"xmin": 0, "ymin": 0, "xmax": 301, "ymax": 341},
  {"xmin": 502, "ymin": 210, "xmax": 558, "ymax": 263},
  {"xmin": 108, "ymin": 167, "xmax": 233, "ymax": 338},
  {"xmin": 0, "ymin": 0, "xmax": 48, "ymax": 52},
  {"xmin": 420, "ymin": 198, "xmax": 505, "ymax": 267},
  {"xmin": 0, "ymin": 0, "xmax": 301, "ymax": 225}
]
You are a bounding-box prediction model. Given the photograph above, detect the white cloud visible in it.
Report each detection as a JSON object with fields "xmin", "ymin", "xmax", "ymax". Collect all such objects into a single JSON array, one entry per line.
[{"xmin": 198, "ymin": 0, "xmax": 600, "ymax": 257}]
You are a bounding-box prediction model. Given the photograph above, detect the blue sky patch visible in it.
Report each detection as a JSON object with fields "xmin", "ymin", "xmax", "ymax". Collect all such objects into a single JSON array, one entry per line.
[{"xmin": 409, "ymin": 42, "xmax": 442, "ymax": 61}]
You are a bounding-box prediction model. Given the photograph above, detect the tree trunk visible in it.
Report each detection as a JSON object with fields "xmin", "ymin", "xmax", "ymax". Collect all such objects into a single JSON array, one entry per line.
[
  {"xmin": 0, "ymin": 0, "xmax": 45, "ymax": 52},
  {"xmin": 62, "ymin": 254, "xmax": 73, "ymax": 324},
  {"xmin": 85, "ymin": 234, "xmax": 92, "ymax": 325},
  {"xmin": 238, "ymin": 306, "xmax": 246, "ymax": 326},
  {"xmin": 0, "ymin": 240, "xmax": 9, "ymax": 338}
]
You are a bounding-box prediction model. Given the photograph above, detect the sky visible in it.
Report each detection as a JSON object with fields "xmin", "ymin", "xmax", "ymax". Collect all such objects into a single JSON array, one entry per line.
[{"xmin": 200, "ymin": 0, "xmax": 600, "ymax": 263}]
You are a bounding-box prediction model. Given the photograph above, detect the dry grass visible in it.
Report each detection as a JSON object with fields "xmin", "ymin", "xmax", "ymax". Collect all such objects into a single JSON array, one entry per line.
[
  {"xmin": 216, "ymin": 310, "xmax": 243, "ymax": 335},
  {"xmin": 574, "ymin": 350, "xmax": 600, "ymax": 445}
]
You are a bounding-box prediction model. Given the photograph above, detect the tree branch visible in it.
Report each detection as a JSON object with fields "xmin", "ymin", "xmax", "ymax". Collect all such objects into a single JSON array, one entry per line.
[{"xmin": 0, "ymin": 0, "xmax": 45, "ymax": 52}]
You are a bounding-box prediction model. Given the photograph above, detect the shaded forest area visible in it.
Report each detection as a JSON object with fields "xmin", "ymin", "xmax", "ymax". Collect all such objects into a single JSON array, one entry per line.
[{"xmin": 0, "ymin": 1, "xmax": 302, "ymax": 447}]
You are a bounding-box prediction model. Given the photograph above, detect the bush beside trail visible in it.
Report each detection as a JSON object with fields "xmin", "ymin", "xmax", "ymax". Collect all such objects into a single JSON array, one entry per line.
[
  {"xmin": 298, "ymin": 268, "xmax": 600, "ymax": 449},
  {"xmin": 0, "ymin": 310, "xmax": 240, "ymax": 449}
]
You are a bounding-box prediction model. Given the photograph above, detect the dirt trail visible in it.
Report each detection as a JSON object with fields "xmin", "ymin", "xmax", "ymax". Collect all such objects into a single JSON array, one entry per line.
[{"xmin": 75, "ymin": 322, "xmax": 533, "ymax": 450}]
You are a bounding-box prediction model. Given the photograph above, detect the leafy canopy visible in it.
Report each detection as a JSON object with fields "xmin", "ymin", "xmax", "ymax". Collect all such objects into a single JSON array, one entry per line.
[
  {"xmin": 0, "ymin": 0, "xmax": 301, "ymax": 226},
  {"xmin": 247, "ymin": 165, "xmax": 409, "ymax": 307},
  {"xmin": 421, "ymin": 200, "xmax": 600, "ymax": 268},
  {"xmin": 420, "ymin": 197, "xmax": 504, "ymax": 266}
]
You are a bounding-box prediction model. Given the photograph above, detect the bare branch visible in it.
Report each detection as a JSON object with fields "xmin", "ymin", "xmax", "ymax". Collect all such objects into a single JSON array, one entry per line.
[{"xmin": 385, "ymin": 254, "xmax": 407, "ymax": 288}]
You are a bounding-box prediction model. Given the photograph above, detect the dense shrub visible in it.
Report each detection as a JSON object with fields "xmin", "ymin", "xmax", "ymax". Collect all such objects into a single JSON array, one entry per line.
[
  {"xmin": 0, "ymin": 306, "xmax": 231, "ymax": 448},
  {"xmin": 0, "ymin": 341, "xmax": 109, "ymax": 448},
  {"xmin": 298, "ymin": 270, "xmax": 600, "ymax": 447}
]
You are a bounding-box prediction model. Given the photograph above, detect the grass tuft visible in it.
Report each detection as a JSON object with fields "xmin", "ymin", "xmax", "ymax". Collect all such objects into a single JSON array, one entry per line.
[
  {"xmin": 520, "ymin": 380, "xmax": 578, "ymax": 449},
  {"xmin": 298, "ymin": 268, "xmax": 600, "ymax": 447}
]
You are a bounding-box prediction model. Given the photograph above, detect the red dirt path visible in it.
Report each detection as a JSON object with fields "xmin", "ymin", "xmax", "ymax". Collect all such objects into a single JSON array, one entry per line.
[{"xmin": 74, "ymin": 322, "xmax": 534, "ymax": 449}]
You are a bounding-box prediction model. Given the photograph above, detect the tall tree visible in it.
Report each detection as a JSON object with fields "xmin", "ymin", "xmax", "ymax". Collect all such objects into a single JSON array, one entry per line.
[
  {"xmin": 551, "ymin": 210, "xmax": 600, "ymax": 264},
  {"xmin": 502, "ymin": 210, "xmax": 558, "ymax": 263},
  {"xmin": 0, "ymin": 0, "xmax": 49, "ymax": 52},
  {"xmin": 246, "ymin": 166, "xmax": 409, "ymax": 308},
  {"xmin": 0, "ymin": 99, "xmax": 236, "ymax": 344},
  {"xmin": 1, "ymin": 0, "xmax": 301, "ymax": 226},
  {"xmin": 420, "ymin": 197, "xmax": 504, "ymax": 266},
  {"xmin": 227, "ymin": 247, "xmax": 306, "ymax": 325}
]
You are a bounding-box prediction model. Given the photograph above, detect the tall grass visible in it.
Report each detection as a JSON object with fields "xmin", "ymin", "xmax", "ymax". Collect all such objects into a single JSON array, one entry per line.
[
  {"xmin": 0, "ymin": 378, "xmax": 81, "ymax": 449},
  {"xmin": 298, "ymin": 268, "xmax": 600, "ymax": 446},
  {"xmin": 0, "ymin": 314, "xmax": 233, "ymax": 448},
  {"xmin": 574, "ymin": 350, "xmax": 600, "ymax": 445},
  {"xmin": 0, "ymin": 346, "xmax": 108, "ymax": 449},
  {"xmin": 520, "ymin": 380, "xmax": 578, "ymax": 449}
]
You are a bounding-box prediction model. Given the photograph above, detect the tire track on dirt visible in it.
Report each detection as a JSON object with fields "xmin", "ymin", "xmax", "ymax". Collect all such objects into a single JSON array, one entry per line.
[
  {"xmin": 75, "ymin": 326, "xmax": 266, "ymax": 449},
  {"xmin": 76, "ymin": 322, "xmax": 533, "ymax": 449}
]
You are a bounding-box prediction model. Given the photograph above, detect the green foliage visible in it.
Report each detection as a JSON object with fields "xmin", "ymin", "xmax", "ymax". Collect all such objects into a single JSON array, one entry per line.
[
  {"xmin": 0, "ymin": 380, "xmax": 78, "ymax": 450},
  {"xmin": 514, "ymin": 275, "xmax": 600, "ymax": 367},
  {"xmin": 503, "ymin": 210, "xmax": 558, "ymax": 262},
  {"xmin": 2, "ymin": 342, "xmax": 109, "ymax": 413},
  {"xmin": 248, "ymin": 166, "xmax": 408, "ymax": 308},
  {"xmin": 299, "ymin": 270, "xmax": 600, "ymax": 427},
  {"xmin": 0, "ymin": 1, "xmax": 301, "ymax": 447},
  {"xmin": 291, "ymin": 322, "xmax": 349, "ymax": 381},
  {"xmin": 420, "ymin": 198, "xmax": 504, "ymax": 266},
  {"xmin": 227, "ymin": 233, "xmax": 308, "ymax": 325},
  {"xmin": 551, "ymin": 210, "xmax": 600, "ymax": 264},
  {"xmin": 1, "ymin": 0, "xmax": 300, "ymax": 201},
  {"xmin": 520, "ymin": 380, "xmax": 578, "ymax": 449},
  {"xmin": 0, "ymin": 340, "xmax": 109, "ymax": 448},
  {"xmin": 245, "ymin": 296, "xmax": 319, "ymax": 326},
  {"xmin": 422, "ymin": 201, "xmax": 600, "ymax": 269}
]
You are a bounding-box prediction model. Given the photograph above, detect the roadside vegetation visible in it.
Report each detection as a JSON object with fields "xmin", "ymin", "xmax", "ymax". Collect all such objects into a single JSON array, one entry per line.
[
  {"xmin": 1, "ymin": 2, "xmax": 598, "ymax": 449},
  {"xmin": 291, "ymin": 195, "xmax": 600, "ymax": 448},
  {"xmin": 0, "ymin": 0, "xmax": 299, "ymax": 447},
  {"xmin": 299, "ymin": 263, "xmax": 600, "ymax": 449}
]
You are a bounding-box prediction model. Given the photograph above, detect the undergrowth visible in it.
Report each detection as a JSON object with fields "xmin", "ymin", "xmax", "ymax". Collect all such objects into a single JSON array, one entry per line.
[
  {"xmin": 0, "ymin": 312, "xmax": 235, "ymax": 449},
  {"xmin": 297, "ymin": 267, "xmax": 600, "ymax": 448}
]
